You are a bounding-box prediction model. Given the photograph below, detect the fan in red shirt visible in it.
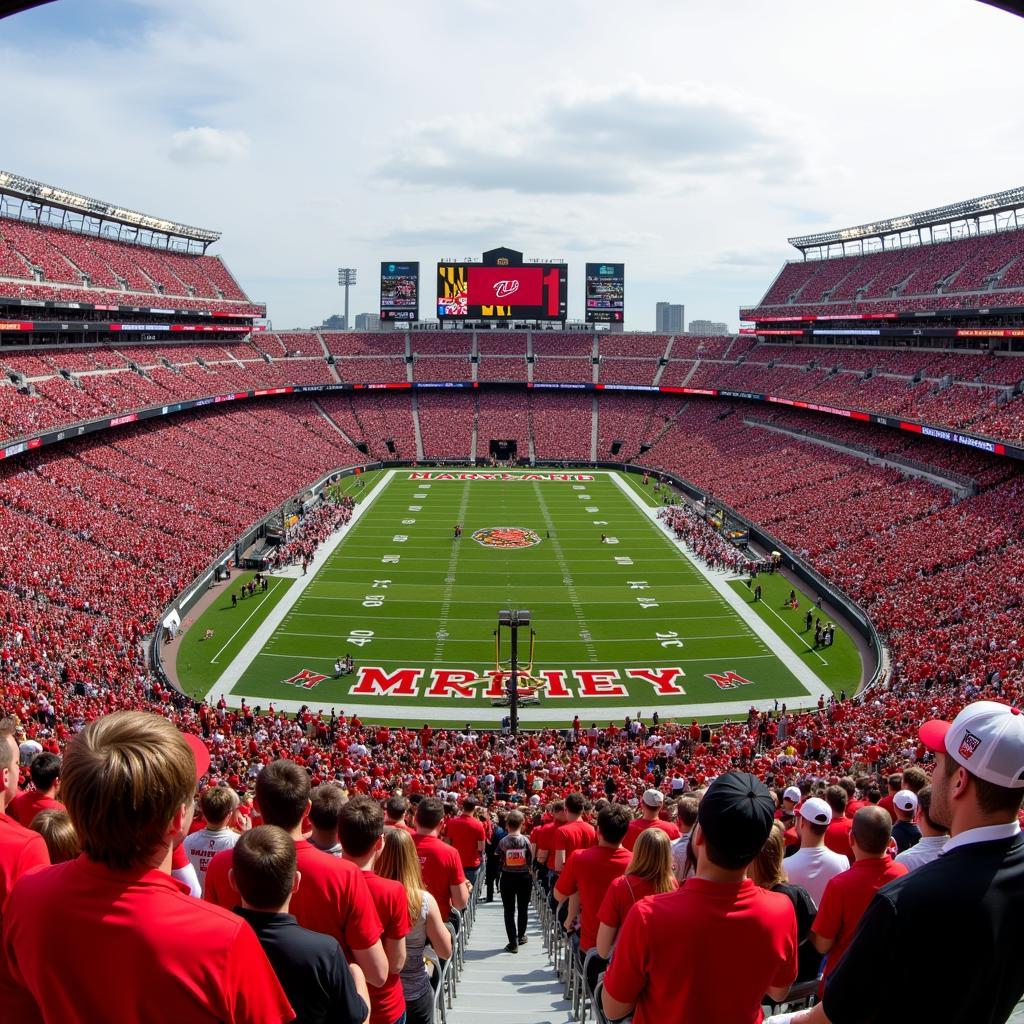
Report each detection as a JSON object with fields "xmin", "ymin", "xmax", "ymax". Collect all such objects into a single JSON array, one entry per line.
[
  {"xmin": 0, "ymin": 719, "xmax": 51, "ymax": 1018},
  {"xmin": 555, "ymin": 803, "xmax": 632, "ymax": 952},
  {"xmin": 204, "ymin": 758, "xmax": 389, "ymax": 989},
  {"xmin": 7, "ymin": 752, "xmax": 65, "ymax": 828},
  {"xmin": 444, "ymin": 797, "xmax": 487, "ymax": 886},
  {"xmin": 596, "ymin": 827, "xmax": 679, "ymax": 958},
  {"xmin": 603, "ymin": 772, "xmax": 798, "ymax": 1024},
  {"xmin": 623, "ymin": 789, "xmax": 681, "ymax": 851},
  {"xmin": 810, "ymin": 805, "xmax": 908, "ymax": 991},
  {"xmin": 339, "ymin": 796, "xmax": 412, "ymax": 1024},
  {"xmin": 550, "ymin": 793, "xmax": 597, "ymax": 874},
  {"xmin": 1, "ymin": 712, "xmax": 294, "ymax": 1024},
  {"xmin": 822, "ymin": 786, "xmax": 854, "ymax": 861},
  {"xmin": 413, "ymin": 797, "xmax": 468, "ymax": 919},
  {"xmin": 384, "ymin": 795, "xmax": 415, "ymax": 835}
]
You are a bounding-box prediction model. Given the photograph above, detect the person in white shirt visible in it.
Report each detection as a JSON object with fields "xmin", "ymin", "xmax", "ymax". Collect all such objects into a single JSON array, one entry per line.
[
  {"xmin": 183, "ymin": 784, "xmax": 240, "ymax": 893},
  {"xmin": 670, "ymin": 796, "xmax": 699, "ymax": 882},
  {"xmin": 894, "ymin": 784, "xmax": 948, "ymax": 872},
  {"xmin": 783, "ymin": 797, "xmax": 849, "ymax": 908}
]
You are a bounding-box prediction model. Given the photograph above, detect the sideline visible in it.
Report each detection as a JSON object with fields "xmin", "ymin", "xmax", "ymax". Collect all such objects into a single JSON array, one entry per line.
[
  {"xmin": 608, "ymin": 472, "xmax": 832, "ymax": 710},
  {"xmin": 210, "ymin": 577, "xmax": 285, "ymax": 664},
  {"xmin": 204, "ymin": 470, "xmax": 396, "ymax": 705}
]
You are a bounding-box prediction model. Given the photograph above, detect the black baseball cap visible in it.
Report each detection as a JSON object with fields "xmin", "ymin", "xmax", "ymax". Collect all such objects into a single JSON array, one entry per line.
[{"xmin": 697, "ymin": 771, "xmax": 775, "ymax": 862}]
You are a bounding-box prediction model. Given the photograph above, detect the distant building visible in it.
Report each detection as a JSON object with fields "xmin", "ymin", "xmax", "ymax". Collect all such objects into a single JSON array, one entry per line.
[
  {"xmin": 321, "ymin": 314, "xmax": 347, "ymax": 330},
  {"xmin": 655, "ymin": 302, "xmax": 685, "ymax": 334},
  {"xmin": 688, "ymin": 319, "xmax": 729, "ymax": 335},
  {"xmin": 354, "ymin": 313, "xmax": 380, "ymax": 331}
]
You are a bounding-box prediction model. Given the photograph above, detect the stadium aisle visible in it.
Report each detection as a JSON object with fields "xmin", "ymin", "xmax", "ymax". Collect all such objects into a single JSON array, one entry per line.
[{"xmin": 448, "ymin": 900, "xmax": 573, "ymax": 1024}]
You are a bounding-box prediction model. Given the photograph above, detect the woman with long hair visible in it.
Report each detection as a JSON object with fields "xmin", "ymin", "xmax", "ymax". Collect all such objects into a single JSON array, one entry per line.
[
  {"xmin": 595, "ymin": 827, "xmax": 677, "ymax": 958},
  {"xmin": 376, "ymin": 828, "xmax": 453, "ymax": 1024},
  {"xmin": 748, "ymin": 820, "xmax": 821, "ymax": 984}
]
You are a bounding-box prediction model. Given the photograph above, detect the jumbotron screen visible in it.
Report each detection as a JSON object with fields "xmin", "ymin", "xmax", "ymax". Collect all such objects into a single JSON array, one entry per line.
[
  {"xmin": 437, "ymin": 263, "xmax": 568, "ymax": 321},
  {"xmin": 585, "ymin": 262, "xmax": 624, "ymax": 323},
  {"xmin": 380, "ymin": 262, "xmax": 419, "ymax": 322}
]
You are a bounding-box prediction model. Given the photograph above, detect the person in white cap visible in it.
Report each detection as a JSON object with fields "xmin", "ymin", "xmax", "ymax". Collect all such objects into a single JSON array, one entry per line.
[
  {"xmin": 623, "ymin": 789, "xmax": 680, "ymax": 851},
  {"xmin": 894, "ymin": 785, "xmax": 947, "ymax": 872},
  {"xmin": 889, "ymin": 790, "xmax": 920, "ymax": 854},
  {"xmin": 780, "ymin": 797, "xmax": 849, "ymax": 908},
  {"xmin": 782, "ymin": 786, "xmax": 802, "ymax": 812},
  {"xmin": 765, "ymin": 700, "xmax": 1024, "ymax": 1024}
]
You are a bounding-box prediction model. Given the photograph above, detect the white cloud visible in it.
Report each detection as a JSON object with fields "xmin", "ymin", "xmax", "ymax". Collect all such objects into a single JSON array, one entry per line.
[
  {"xmin": 0, "ymin": 0, "xmax": 1022, "ymax": 330},
  {"xmin": 169, "ymin": 126, "xmax": 250, "ymax": 164}
]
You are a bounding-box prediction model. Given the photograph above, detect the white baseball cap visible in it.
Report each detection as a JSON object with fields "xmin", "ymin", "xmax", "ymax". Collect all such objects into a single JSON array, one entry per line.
[
  {"xmin": 798, "ymin": 797, "xmax": 832, "ymax": 826},
  {"xmin": 783, "ymin": 786, "xmax": 801, "ymax": 804},
  {"xmin": 920, "ymin": 700, "xmax": 1024, "ymax": 789},
  {"xmin": 642, "ymin": 788, "xmax": 664, "ymax": 808},
  {"xmin": 893, "ymin": 790, "xmax": 918, "ymax": 813}
]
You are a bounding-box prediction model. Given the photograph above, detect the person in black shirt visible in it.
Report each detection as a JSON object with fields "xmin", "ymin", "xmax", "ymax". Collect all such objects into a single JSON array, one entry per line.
[
  {"xmin": 497, "ymin": 809, "xmax": 533, "ymax": 952},
  {"xmin": 232, "ymin": 825, "xmax": 370, "ymax": 1024},
  {"xmin": 766, "ymin": 700, "xmax": 1024, "ymax": 1024},
  {"xmin": 889, "ymin": 790, "xmax": 921, "ymax": 854}
]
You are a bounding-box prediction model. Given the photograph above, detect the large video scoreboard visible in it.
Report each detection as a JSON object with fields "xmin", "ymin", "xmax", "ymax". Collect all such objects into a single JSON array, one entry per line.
[
  {"xmin": 379, "ymin": 262, "xmax": 419, "ymax": 322},
  {"xmin": 437, "ymin": 248, "xmax": 567, "ymax": 321},
  {"xmin": 585, "ymin": 263, "xmax": 624, "ymax": 324}
]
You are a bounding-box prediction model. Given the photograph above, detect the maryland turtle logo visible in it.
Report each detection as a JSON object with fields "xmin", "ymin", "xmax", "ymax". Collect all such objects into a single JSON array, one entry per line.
[{"xmin": 471, "ymin": 527, "xmax": 542, "ymax": 549}]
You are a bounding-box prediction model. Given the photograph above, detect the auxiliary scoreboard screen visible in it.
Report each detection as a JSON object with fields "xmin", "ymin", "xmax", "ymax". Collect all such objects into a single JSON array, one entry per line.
[
  {"xmin": 380, "ymin": 262, "xmax": 419, "ymax": 321},
  {"xmin": 437, "ymin": 263, "xmax": 567, "ymax": 321},
  {"xmin": 585, "ymin": 263, "xmax": 624, "ymax": 323}
]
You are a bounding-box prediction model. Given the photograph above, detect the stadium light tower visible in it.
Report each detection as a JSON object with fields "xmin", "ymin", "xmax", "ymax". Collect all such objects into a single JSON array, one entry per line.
[
  {"xmin": 498, "ymin": 608, "xmax": 531, "ymax": 736},
  {"xmin": 337, "ymin": 267, "xmax": 357, "ymax": 330}
]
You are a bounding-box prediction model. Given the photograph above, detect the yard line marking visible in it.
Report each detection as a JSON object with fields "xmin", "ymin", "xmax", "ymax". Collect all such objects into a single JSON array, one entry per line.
[
  {"xmin": 533, "ymin": 481, "xmax": 599, "ymax": 662},
  {"xmin": 434, "ymin": 482, "xmax": 472, "ymax": 660},
  {"xmin": 254, "ymin": 652, "xmax": 778, "ymax": 665},
  {"xmin": 210, "ymin": 578, "xmax": 283, "ymax": 664}
]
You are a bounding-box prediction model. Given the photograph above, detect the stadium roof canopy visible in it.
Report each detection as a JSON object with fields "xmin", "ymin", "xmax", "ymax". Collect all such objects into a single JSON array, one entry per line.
[
  {"xmin": 0, "ymin": 0, "xmax": 56, "ymax": 18},
  {"xmin": 787, "ymin": 186, "xmax": 1024, "ymax": 257},
  {"xmin": 0, "ymin": 170, "xmax": 221, "ymax": 250}
]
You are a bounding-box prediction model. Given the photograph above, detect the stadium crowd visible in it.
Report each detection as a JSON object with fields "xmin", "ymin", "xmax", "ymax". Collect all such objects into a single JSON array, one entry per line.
[{"xmin": 1, "ymin": 386, "xmax": 1024, "ymax": 1019}]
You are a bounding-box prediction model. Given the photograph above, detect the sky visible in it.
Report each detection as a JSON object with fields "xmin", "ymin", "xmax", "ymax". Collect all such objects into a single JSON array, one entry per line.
[{"xmin": 2, "ymin": 0, "xmax": 1023, "ymax": 331}]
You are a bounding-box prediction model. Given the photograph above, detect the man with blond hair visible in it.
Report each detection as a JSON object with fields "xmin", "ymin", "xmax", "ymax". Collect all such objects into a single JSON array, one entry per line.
[
  {"xmin": 183, "ymin": 784, "xmax": 241, "ymax": 893},
  {"xmin": 1, "ymin": 711, "xmax": 293, "ymax": 1023}
]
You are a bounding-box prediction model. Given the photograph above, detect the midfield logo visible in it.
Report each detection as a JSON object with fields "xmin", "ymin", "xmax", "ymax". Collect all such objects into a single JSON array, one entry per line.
[
  {"xmin": 706, "ymin": 670, "xmax": 755, "ymax": 691},
  {"xmin": 472, "ymin": 526, "xmax": 542, "ymax": 549},
  {"xmin": 283, "ymin": 669, "xmax": 327, "ymax": 690}
]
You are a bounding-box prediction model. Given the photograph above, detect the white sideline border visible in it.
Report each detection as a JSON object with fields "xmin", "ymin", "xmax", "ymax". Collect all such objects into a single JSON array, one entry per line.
[
  {"xmin": 206, "ymin": 470, "xmax": 833, "ymax": 721},
  {"xmin": 608, "ymin": 472, "xmax": 832, "ymax": 710},
  {"xmin": 204, "ymin": 469, "xmax": 397, "ymax": 706}
]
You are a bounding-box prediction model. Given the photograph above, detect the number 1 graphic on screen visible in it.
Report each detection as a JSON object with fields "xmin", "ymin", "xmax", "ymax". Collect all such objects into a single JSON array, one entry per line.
[{"xmin": 544, "ymin": 267, "xmax": 561, "ymax": 317}]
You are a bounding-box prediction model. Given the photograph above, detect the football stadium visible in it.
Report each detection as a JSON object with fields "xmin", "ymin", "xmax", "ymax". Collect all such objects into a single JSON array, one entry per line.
[{"xmin": 2, "ymin": 2, "xmax": 1024, "ymax": 1023}]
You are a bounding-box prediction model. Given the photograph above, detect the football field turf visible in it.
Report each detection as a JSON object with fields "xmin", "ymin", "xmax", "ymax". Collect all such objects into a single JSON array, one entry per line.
[{"xmin": 182, "ymin": 469, "xmax": 862, "ymax": 725}]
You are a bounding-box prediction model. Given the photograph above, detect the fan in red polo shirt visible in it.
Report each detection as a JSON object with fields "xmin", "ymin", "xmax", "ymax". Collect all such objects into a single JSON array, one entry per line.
[
  {"xmin": 554, "ymin": 804, "xmax": 632, "ymax": 952},
  {"xmin": 445, "ymin": 798, "xmax": 487, "ymax": 885},
  {"xmin": 811, "ymin": 805, "xmax": 907, "ymax": 990},
  {"xmin": 8, "ymin": 752, "xmax": 64, "ymax": 828},
  {"xmin": 550, "ymin": 793, "xmax": 597, "ymax": 873},
  {"xmin": 623, "ymin": 789, "xmax": 680, "ymax": 851},
  {"xmin": 339, "ymin": 797, "xmax": 411, "ymax": 1024},
  {"xmin": 603, "ymin": 772, "xmax": 797, "ymax": 1024},
  {"xmin": 413, "ymin": 797, "xmax": 468, "ymax": 919},
  {"xmin": 204, "ymin": 759, "xmax": 388, "ymax": 989},
  {"xmin": 1, "ymin": 712, "xmax": 293, "ymax": 1024}
]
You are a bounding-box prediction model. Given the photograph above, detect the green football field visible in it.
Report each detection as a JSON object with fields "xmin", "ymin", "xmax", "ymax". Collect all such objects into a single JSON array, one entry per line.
[{"xmin": 178, "ymin": 469, "xmax": 862, "ymax": 725}]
